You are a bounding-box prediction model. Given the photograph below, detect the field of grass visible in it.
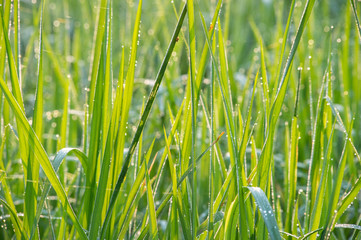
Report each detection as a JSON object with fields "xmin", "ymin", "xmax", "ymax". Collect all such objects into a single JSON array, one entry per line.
[{"xmin": 0, "ymin": 0, "xmax": 361, "ymax": 239}]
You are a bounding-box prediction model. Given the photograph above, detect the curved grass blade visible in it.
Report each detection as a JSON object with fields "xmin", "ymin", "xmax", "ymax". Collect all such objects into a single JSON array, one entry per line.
[
  {"xmin": 0, "ymin": 198, "xmax": 27, "ymax": 239},
  {"xmin": 30, "ymin": 148, "xmax": 87, "ymax": 240},
  {"xmin": 247, "ymin": 187, "xmax": 282, "ymax": 240},
  {"xmin": 0, "ymin": 77, "xmax": 87, "ymax": 239}
]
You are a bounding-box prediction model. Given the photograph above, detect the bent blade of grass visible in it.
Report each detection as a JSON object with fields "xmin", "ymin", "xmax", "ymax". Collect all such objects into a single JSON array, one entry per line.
[
  {"xmin": 0, "ymin": 77, "xmax": 87, "ymax": 239},
  {"xmin": 100, "ymin": 4, "xmax": 187, "ymax": 235},
  {"xmin": 30, "ymin": 148, "xmax": 87, "ymax": 240},
  {"xmin": 0, "ymin": 198, "xmax": 27, "ymax": 239},
  {"xmin": 247, "ymin": 187, "xmax": 282, "ymax": 240}
]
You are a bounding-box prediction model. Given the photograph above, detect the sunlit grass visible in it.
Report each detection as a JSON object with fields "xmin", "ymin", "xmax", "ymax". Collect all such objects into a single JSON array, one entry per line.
[{"xmin": 0, "ymin": 0, "xmax": 361, "ymax": 239}]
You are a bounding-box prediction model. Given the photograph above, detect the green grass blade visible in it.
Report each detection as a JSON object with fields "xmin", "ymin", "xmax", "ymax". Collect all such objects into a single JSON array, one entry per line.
[
  {"xmin": 187, "ymin": 0, "xmax": 198, "ymax": 237},
  {"xmin": 350, "ymin": 0, "xmax": 361, "ymax": 42},
  {"xmin": 145, "ymin": 160, "xmax": 159, "ymax": 239},
  {"xmin": 247, "ymin": 187, "xmax": 282, "ymax": 240}
]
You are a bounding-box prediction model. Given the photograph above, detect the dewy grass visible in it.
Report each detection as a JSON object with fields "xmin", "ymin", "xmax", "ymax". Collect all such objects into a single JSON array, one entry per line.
[{"xmin": 1, "ymin": 0, "xmax": 361, "ymax": 239}]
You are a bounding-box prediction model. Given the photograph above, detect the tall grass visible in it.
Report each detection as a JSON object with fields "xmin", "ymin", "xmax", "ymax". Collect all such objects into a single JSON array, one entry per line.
[{"xmin": 0, "ymin": 0, "xmax": 361, "ymax": 239}]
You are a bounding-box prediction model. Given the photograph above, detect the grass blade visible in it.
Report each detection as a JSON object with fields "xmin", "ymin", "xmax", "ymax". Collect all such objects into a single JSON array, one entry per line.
[{"xmin": 247, "ymin": 187, "xmax": 282, "ymax": 240}]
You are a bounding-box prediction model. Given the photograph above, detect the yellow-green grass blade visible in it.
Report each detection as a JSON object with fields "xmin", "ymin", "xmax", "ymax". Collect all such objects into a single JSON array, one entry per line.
[
  {"xmin": 13, "ymin": 0, "xmax": 21, "ymax": 81},
  {"xmin": 24, "ymin": 2, "xmax": 44, "ymax": 236},
  {"xmin": 113, "ymin": 140, "xmax": 155, "ymax": 239},
  {"xmin": 199, "ymin": 14, "xmax": 238, "ymax": 168},
  {"xmin": 308, "ymin": 123, "xmax": 335, "ymax": 240},
  {"xmin": 200, "ymin": 13, "xmax": 249, "ymax": 238},
  {"xmin": 285, "ymin": 72, "xmax": 301, "ymax": 235},
  {"xmin": 153, "ymin": 99, "xmax": 184, "ymax": 192},
  {"xmin": 207, "ymin": 31, "xmax": 216, "ymax": 240},
  {"xmin": 193, "ymin": 0, "xmax": 222, "ymax": 99},
  {"xmin": 247, "ymin": 187, "xmax": 282, "ymax": 240},
  {"xmin": 0, "ymin": 8, "xmax": 24, "ymax": 110},
  {"xmin": 0, "ymin": 0, "xmax": 12, "ymax": 76},
  {"xmin": 258, "ymin": 0, "xmax": 316, "ymax": 191},
  {"xmin": 113, "ymin": 0, "xmax": 143, "ymax": 182},
  {"xmin": 249, "ymin": 20, "xmax": 270, "ymax": 117},
  {"xmin": 187, "ymin": 0, "xmax": 198, "ymax": 237},
  {"xmin": 0, "ymin": 77, "xmax": 87, "ymax": 239},
  {"xmin": 144, "ymin": 160, "xmax": 159, "ymax": 239},
  {"xmin": 321, "ymin": 101, "xmax": 359, "ymax": 238},
  {"xmin": 271, "ymin": 0, "xmax": 296, "ymax": 101},
  {"xmin": 137, "ymin": 131, "xmax": 224, "ymax": 239},
  {"xmin": 163, "ymin": 128, "xmax": 179, "ymax": 239},
  {"xmin": 84, "ymin": 49, "xmax": 105, "ymax": 227},
  {"xmin": 88, "ymin": 0, "xmax": 108, "ymax": 112},
  {"xmin": 88, "ymin": 12, "xmax": 120, "ymax": 235},
  {"xmin": 100, "ymin": 3, "xmax": 187, "ymax": 235}
]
